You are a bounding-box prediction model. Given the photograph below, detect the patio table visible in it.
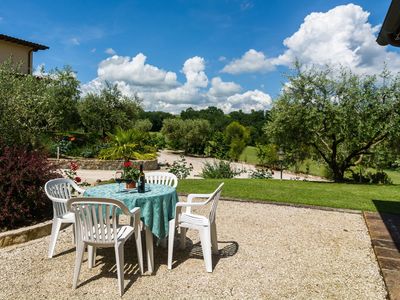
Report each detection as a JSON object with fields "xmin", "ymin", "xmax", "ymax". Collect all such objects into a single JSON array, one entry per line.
[{"xmin": 84, "ymin": 183, "xmax": 179, "ymax": 273}]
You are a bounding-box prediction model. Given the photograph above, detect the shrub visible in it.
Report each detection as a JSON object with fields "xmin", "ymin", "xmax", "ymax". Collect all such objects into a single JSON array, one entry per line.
[
  {"xmin": 201, "ymin": 160, "xmax": 244, "ymax": 179},
  {"xmin": 351, "ymin": 170, "xmax": 392, "ymax": 184},
  {"xmin": 250, "ymin": 168, "xmax": 273, "ymax": 179},
  {"xmin": 204, "ymin": 132, "xmax": 229, "ymax": 159},
  {"xmin": 0, "ymin": 147, "xmax": 58, "ymax": 229},
  {"xmin": 98, "ymin": 127, "xmax": 156, "ymax": 161},
  {"xmin": 167, "ymin": 155, "xmax": 193, "ymax": 179},
  {"xmin": 148, "ymin": 132, "xmax": 166, "ymax": 150}
]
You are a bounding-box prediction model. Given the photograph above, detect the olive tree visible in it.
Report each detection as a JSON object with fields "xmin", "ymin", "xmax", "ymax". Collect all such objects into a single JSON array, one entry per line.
[
  {"xmin": 161, "ymin": 118, "xmax": 212, "ymax": 154},
  {"xmin": 0, "ymin": 62, "xmax": 80, "ymax": 147},
  {"xmin": 78, "ymin": 83, "xmax": 142, "ymax": 136},
  {"xmin": 266, "ymin": 66, "xmax": 400, "ymax": 182}
]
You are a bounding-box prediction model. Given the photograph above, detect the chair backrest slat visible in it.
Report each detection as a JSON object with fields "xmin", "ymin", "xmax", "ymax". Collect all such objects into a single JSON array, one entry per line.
[
  {"xmin": 98, "ymin": 205, "xmax": 105, "ymax": 240},
  {"xmin": 45, "ymin": 178, "xmax": 83, "ymax": 218},
  {"xmin": 106, "ymin": 206, "xmax": 112, "ymax": 242},
  {"xmin": 209, "ymin": 184, "xmax": 223, "ymax": 223},
  {"xmin": 68, "ymin": 198, "xmax": 130, "ymax": 245},
  {"xmin": 145, "ymin": 172, "xmax": 178, "ymax": 188}
]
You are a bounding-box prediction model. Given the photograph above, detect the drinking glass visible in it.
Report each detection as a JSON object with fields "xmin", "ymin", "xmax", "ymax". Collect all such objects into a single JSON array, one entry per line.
[{"xmin": 115, "ymin": 170, "xmax": 123, "ymax": 192}]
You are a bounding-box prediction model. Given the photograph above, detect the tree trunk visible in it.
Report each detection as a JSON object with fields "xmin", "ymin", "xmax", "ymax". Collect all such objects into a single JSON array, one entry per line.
[{"xmin": 331, "ymin": 165, "xmax": 345, "ymax": 182}]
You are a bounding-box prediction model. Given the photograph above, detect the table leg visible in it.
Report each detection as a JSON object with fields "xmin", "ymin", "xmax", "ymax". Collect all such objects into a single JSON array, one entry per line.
[{"xmin": 145, "ymin": 226, "xmax": 154, "ymax": 274}]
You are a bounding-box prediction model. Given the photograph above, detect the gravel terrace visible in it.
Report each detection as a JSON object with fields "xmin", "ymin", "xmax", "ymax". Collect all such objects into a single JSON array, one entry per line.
[{"xmin": 0, "ymin": 200, "xmax": 386, "ymax": 299}]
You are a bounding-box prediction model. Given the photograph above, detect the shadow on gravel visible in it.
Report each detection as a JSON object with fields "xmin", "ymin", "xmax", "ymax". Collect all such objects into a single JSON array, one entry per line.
[
  {"xmin": 372, "ymin": 200, "xmax": 400, "ymax": 251},
  {"xmin": 75, "ymin": 247, "xmax": 142, "ymax": 294},
  {"xmin": 52, "ymin": 247, "xmax": 75, "ymax": 258},
  {"xmin": 171, "ymin": 239, "xmax": 239, "ymax": 271}
]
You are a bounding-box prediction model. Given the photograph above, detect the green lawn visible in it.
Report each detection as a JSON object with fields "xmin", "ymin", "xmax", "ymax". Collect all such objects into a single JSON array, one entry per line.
[
  {"xmin": 178, "ymin": 179, "xmax": 400, "ymax": 213},
  {"xmin": 238, "ymin": 146, "xmax": 259, "ymax": 164}
]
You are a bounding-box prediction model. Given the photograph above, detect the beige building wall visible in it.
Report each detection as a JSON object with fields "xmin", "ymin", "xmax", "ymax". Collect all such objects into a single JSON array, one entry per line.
[{"xmin": 0, "ymin": 40, "xmax": 32, "ymax": 74}]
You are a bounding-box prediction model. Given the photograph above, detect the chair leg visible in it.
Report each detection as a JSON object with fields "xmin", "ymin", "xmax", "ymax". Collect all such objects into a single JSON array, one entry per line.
[
  {"xmin": 48, "ymin": 218, "xmax": 62, "ymax": 258},
  {"xmin": 72, "ymin": 224, "xmax": 76, "ymax": 246},
  {"xmin": 72, "ymin": 242, "xmax": 85, "ymax": 289},
  {"xmin": 199, "ymin": 227, "xmax": 213, "ymax": 273},
  {"xmin": 88, "ymin": 246, "xmax": 96, "ymax": 268},
  {"xmin": 145, "ymin": 227, "xmax": 154, "ymax": 274},
  {"xmin": 134, "ymin": 225, "xmax": 144, "ymax": 275},
  {"xmin": 115, "ymin": 243, "xmax": 125, "ymax": 296},
  {"xmin": 211, "ymin": 222, "xmax": 218, "ymax": 254},
  {"xmin": 167, "ymin": 219, "xmax": 176, "ymax": 270},
  {"xmin": 180, "ymin": 228, "xmax": 187, "ymax": 250}
]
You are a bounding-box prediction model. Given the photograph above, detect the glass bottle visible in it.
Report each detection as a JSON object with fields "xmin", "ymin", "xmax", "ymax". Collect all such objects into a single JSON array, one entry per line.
[{"xmin": 138, "ymin": 163, "xmax": 145, "ymax": 193}]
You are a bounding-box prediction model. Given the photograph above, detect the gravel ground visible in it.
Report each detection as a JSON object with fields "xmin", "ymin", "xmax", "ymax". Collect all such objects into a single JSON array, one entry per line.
[{"xmin": 0, "ymin": 200, "xmax": 386, "ymax": 299}]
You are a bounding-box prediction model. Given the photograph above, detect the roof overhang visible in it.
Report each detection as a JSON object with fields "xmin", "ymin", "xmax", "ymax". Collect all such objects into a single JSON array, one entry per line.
[
  {"xmin": 377, "ymin": 0, "xmax": 400, "ymax": 47},
  {"xmin": 0, "ymin": 34, "xmax": 49, "ymax": 51}
]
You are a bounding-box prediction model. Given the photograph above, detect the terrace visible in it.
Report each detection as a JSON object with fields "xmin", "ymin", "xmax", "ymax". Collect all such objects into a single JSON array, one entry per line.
[{"xmin": 0, "ymin": 199, "xmax": 387, "ymax": 299}]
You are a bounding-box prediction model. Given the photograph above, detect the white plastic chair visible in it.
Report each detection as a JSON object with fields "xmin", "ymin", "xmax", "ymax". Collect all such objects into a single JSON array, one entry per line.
[
  {"xmin": 145, "ymin": 172, "xmax": 178, "ymax": 188},
  {"xmin": 45, "ymin": 178, "xmax": 85, "ymax": 258},
  {"xmin": 67, "ymin": 197, "xmax": 144, "ymax": 296},
  {"xmin": 168, "ymin": 183, "xmax": 224, "ymax": 272}
]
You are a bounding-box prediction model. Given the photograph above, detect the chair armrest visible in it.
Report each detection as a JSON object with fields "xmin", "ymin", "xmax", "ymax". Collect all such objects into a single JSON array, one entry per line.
[
  {"xmin": 74, "ymin": 185, "xmax": 86, "ymax": 195},
  {"xmin": 176, "ymin": 201, "xmax": 207, "ymax": 208},
  {"xmin": 129, "ymin": 207, "xmax": 141, "ymax": 217},
  {"xmin": 187, "ymin": 193, "xmax": 212, "ymax": 203}
]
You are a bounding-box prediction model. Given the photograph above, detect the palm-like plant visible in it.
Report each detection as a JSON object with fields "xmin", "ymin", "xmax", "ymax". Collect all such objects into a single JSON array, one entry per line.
[{"xmin": 98, "ymin": 127, "xmax": 156, "ymax": 161}]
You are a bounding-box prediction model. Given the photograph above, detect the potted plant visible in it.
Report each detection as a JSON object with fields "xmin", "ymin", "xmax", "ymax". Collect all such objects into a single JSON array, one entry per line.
[{"xmin": 122, "ymin": 161, "xmax": 140, "ymax": 188}]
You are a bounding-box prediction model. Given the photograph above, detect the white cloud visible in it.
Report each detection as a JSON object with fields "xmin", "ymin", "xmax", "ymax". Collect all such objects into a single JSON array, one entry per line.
[
  {"xmin": 182, "ymin": 56, "xmax": 208, "ymax": 88},
  {"xmin": 69, "ymin": 37, "xmax": 80, "ymax": 46},
  {"xmin": 32, "ymin": 64, "xmax": 46, "ymax": 76},
  {"xmin": 273, "ymin": 3, "xmax": 400, "ymax": 74},
  {"xmin": 96, "ymin": 53, "xmax": 178, "ymax": 87},
  {"xmin": 221, "ymin": 49, "xmax": 275, "ymax": 74},
  {"xmin": 105, "ymin": 48, "xmax": 116, "ymax": 55},
  {"xmin": 208, "ymin": 77, "xmax": 241, "ymax": 98},
  {"xmin": 218, "ymin": 56, "xmax": 226, "ymax": 62},
  {"xmin": 81, "ymin": 53, "xmax": 271, "ymax": 113},
  {"xmin": 91, "ymin": 48, "xmax": 96, "ymax": 53},
  {"xmin": 223, "ymin": 4, "xmax": 400, "ymax": 75},
  {"xmin": 240, "ymin": 1, "xmax": 254, "ymax": 11},
  {"xmin": 219, "ymin": 90, "xmax": 272, "ymax": 113}
]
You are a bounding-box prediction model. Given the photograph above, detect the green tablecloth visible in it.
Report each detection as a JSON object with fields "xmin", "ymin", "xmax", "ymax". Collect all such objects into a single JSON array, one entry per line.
[{"xmin": 84, "ymin": 183, "xmax": 178, "ymax": 239}]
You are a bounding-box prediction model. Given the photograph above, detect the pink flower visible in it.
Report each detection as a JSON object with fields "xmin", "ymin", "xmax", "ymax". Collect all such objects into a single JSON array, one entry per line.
[{"xmin": 75, "ymin": 176, "xmax": 81, "ymax": 183}]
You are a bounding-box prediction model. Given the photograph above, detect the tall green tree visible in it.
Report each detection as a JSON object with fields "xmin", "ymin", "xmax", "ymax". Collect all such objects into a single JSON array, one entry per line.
[
  {"xmin": 225, "ymin": 121, "xmax": 250, "ymax": 161},
  {"xmin": 266, "ymin": 65, "xmax": 400, "ymax": 182},
  {"xmin": 78, "ymin": 83, "xmax": 142, "ymax": 136},
  {"xmin": 181, "ymin": 106, "xmax": 229, "ymax": 131}
]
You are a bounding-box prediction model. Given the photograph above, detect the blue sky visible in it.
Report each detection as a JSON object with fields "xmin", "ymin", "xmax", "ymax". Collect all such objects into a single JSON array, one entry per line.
[{"xmin": 0, "ymin": 0, "xmax": 398, "ymax": 113}]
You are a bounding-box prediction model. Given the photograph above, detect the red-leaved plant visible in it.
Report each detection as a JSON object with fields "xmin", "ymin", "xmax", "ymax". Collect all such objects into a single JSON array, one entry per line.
[{"xmin": 0, "ymin": 146, "xmax": 59, "ymax": 229}]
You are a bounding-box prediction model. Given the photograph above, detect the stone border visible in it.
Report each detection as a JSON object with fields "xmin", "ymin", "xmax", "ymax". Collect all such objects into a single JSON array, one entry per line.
[
  {"xmin": 48, "ymin": 158, "xmax": 159, "ymax": 170},
  {"xmin": 363, "ymin": 212, "xmax": 400, "ymax": 300},
  {"xmin": 0, "ymin": 221, "xmax": 53, "ymax": 248}
]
